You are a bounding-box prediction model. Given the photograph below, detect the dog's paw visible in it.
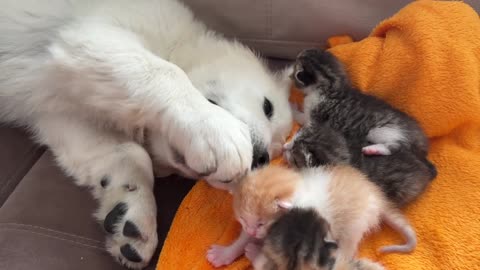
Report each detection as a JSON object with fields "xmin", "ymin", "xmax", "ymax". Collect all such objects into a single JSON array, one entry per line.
[
  {"xmin": 207, "ymin": 245, "xmax": 241, "ymax": 268},
  {"xmin": 161, "ymin": 101, "xmax": 253, "ymax": 183},
  {"xmin": 92, "ymin": 146, "xmax": 158, "ymax": 269},
  {"xmin": 98, "ymin": 189, "xmax": 158, "ymax": 269}
]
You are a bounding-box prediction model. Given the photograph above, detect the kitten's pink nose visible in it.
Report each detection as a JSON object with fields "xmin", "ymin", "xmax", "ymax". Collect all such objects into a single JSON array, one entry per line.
[{"xmin": 246, "ymin": 227, "xmax": 256, "ymax": 237}]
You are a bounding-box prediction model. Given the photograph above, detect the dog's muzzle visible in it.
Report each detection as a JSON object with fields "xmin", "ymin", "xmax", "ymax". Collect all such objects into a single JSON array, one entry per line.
[{"xmin": 252, "ymin": 144, "xmax": 270, "ymax": 169}]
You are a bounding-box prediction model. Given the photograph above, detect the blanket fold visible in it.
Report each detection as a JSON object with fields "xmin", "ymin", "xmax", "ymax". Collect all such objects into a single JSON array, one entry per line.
[{"xmin": 158, "ymin": 1, "xmax": 480, "ymax": 269}]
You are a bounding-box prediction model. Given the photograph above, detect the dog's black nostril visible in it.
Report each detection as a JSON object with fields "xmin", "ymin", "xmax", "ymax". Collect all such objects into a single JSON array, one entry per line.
[
  {"xmin": 258, "ymin": 152, "xmax": 269, "ymax": 165},
  {"xmin": 252, "ymin": 150, "xmax": 270, "ymax": 170}
]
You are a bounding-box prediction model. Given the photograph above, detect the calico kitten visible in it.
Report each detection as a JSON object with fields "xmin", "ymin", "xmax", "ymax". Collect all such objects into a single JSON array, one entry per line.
[
  {"xmin": 207, "ymin": 165, "xmax": 416, "ymax": 267},
  {"xmin": 284, "ymin": 122, "xmax": 436, "ymax": 206},
  {"xmin": 250, "ymin": 207, "xmax": 386, "ymax": 270},
  {"xmin": 285, "ymin": 49, "xmax": 437, "ymax": 206}
]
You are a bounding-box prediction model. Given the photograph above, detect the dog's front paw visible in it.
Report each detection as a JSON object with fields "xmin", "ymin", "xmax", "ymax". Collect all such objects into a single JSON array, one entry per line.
[
  {"xmin": 161, "ymin": 101, "xmax": 253, "ymax": 184},
  {"xmin": 95, "ymin": 169, "xmax": 158, "ymax": 269},
  {"xmin": 99, "ymin": 193, "xmax": 158, "ymax": 269}
]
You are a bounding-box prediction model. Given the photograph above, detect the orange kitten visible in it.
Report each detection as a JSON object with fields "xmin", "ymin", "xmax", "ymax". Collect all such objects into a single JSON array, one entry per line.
[{"xmin": 207, "ymin": 165, "xmax": 416, "ymax": 268}]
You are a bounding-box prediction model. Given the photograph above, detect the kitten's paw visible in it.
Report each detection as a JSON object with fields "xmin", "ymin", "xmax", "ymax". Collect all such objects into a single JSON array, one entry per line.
[
  {"xmin": 207, "ymin": 245, "xmax": 242, "ymax": 267},
  {"xmin": 362, "ymin": 144, "xmax": 392, "ymax": 156},
  {"xmin": 244, "ymin": 242, "xmax": 262, "ymax": 261}
]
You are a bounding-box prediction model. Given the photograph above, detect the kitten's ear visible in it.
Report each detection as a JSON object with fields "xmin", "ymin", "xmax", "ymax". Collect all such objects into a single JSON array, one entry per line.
[
  {"xmin": 293, "ymin": 62, "xmax": 317, "ymax": 87},
  {"xmin": 276, "ymin": 199, "xmax": 293, "ymax": 210}
]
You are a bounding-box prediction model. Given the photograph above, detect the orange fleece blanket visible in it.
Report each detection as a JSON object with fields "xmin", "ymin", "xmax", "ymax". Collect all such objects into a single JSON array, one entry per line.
[{"xmin": 158, "ymin": 1, "xmax": 480, "ymax": 269}]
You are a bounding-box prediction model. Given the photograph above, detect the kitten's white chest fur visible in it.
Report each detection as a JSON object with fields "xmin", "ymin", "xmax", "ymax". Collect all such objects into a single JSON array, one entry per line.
[{"xmin": 303, "ymin": 91, "xmax": 325, "ymax": 123}]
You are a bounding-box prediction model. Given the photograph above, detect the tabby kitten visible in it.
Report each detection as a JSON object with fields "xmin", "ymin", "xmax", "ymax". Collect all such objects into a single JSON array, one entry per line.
[{"xmin": 285, "ymin": 49, "xmax": 437, "ymax": 206}]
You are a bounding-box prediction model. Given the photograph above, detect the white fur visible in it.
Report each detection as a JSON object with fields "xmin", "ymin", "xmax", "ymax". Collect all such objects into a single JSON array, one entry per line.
[
  {"xmin": 294, "ymin": 167, "xmax": 384, "ymax": 259},
  {"xmin": 367, "ymin": 125, "xmax": 406, "ymax": 144},
  {"xmin": 302, "ymin": 91, "xmax": 325, "ymax": 122},
  {"xmin": 292, "ymin": 167, "xmax": 333, "ymax": 217},
  {"xmin": 0, "ymin": 0, "xmax": 292, "ymax": 268},
  {"xmin": 364, "ymin": 125, "xmax": 406, "ymax": 155}
]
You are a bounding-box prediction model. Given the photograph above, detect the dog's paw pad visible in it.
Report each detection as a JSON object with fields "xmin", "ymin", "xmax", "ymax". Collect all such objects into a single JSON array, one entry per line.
[
  {"xmin": 120, "ymin": 244, "xmax": 143, "ymax": 263},
  {"xmin": 123, "ymin": 220, "xmax": 142, "ymax": 239},
  {"xmin": 104, "ymin": 202, "xmax": 128, "ymax": 234}
]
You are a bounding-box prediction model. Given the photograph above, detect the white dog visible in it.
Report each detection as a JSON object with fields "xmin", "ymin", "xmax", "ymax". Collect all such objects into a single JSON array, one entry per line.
[{"xmin": 0, "ymin": 0, "xmax": 292, "ymax": 268}]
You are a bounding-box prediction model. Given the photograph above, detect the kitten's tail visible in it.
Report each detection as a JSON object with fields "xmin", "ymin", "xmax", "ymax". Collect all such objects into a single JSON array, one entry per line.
[{"xmin": 378, "ymin": 208, "xmax": 417, "ymax": 254}]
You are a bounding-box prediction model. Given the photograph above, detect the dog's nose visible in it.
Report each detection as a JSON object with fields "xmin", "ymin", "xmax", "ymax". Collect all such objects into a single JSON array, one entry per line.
[{"xmin": 251, "ymin": 147, "xmax": 270, "ymax": 170}]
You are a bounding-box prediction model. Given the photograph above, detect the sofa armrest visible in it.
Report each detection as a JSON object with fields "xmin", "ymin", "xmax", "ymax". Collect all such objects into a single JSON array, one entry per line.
[{"xmin": 0, "ymin": 126, "xmax": 43, "ymax": 206}]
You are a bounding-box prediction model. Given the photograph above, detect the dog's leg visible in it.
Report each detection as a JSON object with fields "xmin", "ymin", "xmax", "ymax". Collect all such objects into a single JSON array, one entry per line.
[
  {"xmin": 48, "ymin": 21, "xmax": 252, "ymax": 183},
  {"xmin": 34, "ymin": 115, "xmax": 157, "ymax": 269}
]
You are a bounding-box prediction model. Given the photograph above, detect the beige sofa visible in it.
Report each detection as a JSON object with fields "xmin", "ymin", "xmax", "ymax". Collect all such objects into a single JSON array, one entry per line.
[{"xmin": 1, "ymin": 1, "xmax": 479, "ymax": 269}]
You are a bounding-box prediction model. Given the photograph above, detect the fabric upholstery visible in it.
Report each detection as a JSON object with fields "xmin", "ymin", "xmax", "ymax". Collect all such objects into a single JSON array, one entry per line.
[{"xmin": 181, "ymin": 0, "xmax": 480, "ymax": 59}]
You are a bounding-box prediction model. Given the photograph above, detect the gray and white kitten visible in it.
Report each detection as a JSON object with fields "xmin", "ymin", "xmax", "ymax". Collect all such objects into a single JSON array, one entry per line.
[{"xmin": 284, "ymin": 49, "xmax": 437, "ymax": 207}]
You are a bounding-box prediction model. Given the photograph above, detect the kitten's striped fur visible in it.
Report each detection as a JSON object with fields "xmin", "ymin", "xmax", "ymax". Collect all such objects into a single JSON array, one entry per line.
[{"xmin": 285, "ymin": 49, "xmax": 437, "ymax": 207}]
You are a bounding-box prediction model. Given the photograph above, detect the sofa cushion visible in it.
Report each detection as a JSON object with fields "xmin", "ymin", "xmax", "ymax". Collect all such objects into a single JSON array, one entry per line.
[
  {"xmin": 182, "ymin": 0, "xmax": 480, "ymax": 59},
  {"xmin": 0, "ymin": 126, "xmax": 43, "ymax": 207},
  {"xmin": 0, "ymin": 151, "xmax": 195, "ymax": 270},
  {"xmin": 182, "ymin": 0, "xmax": 411, "ymax": 58}
]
